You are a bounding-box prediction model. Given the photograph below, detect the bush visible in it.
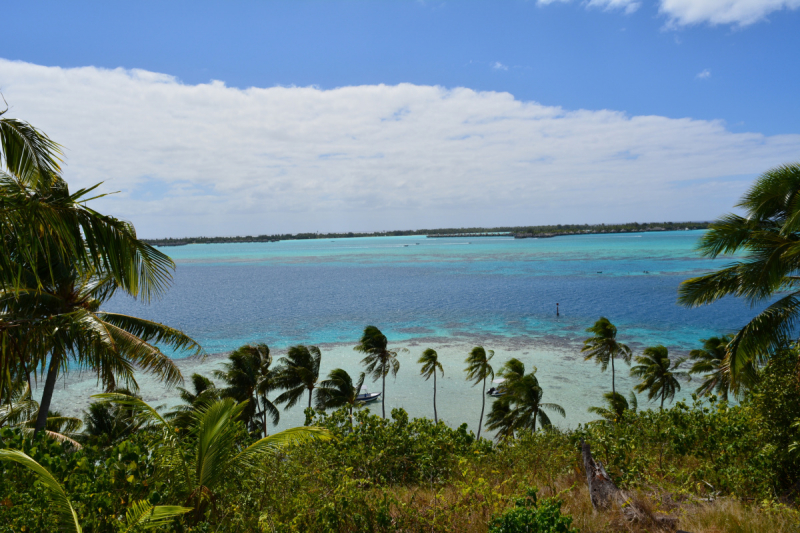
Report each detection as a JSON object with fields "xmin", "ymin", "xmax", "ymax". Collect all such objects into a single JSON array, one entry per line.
[{"xmin": 488, "ymin": 487, "xmax": 578, "ymax": 533}]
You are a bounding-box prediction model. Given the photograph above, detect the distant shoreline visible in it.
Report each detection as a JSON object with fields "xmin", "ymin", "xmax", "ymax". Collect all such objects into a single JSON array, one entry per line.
[{"xmin": 143, "ymin": 221, "xmax": 710, "ymax": 247}]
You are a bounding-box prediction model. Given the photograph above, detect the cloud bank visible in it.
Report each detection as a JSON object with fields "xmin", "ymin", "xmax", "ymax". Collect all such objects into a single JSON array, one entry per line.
[
  {"xmin": 1, "ymin": 59, "xmax": 798, "ymax": 237},
  {"xmin": 537, "ymin": 0, "xmax": 800, "ymax": 27}
]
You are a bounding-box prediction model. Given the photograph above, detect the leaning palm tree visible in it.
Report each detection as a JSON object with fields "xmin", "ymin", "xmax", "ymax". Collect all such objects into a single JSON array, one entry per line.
[
  {"xmin": 1, "ymin": 263, "xmax": 202, "ymax": 434},
  {"xmin": 315, "ymin": 368, "xmax": 366, "ymax": 426},
  {"xmin": 354, "ymin": 326, "xmax": 406, "ymax": 419},
  {"xmin": 507, "ymin": 373, "xmax": 565, "ymax": 433},
  {"xmin": 0, "ymin": 448, "xmax": 191, "ymax": 532},
  {"xmin": 274, "ymin": 345, "xmax": 322, "ymax": 410},
  {"xmin": 0, "ymin": 111, "xmax": 181, "ymax": 406},
  {"xmin": 213, "ymin": 344, "xmax": 279, "ymax": 436},
  {"xmin": 582, "ymin": 317, "xmax": 632, "ymax": 394},
  {"xmin": 687, "ymin": 334, "xmax": 753, "ymax": 401},
  {"xmin": 630, "ymin": 346, "xmax": 686, "ymax": 410},
  {"xmin": 679, "ymin": 164, "xmax": 800, "ymax": 385},
  {"xmin": 464, "ymin": 346, "xmax": 494, "ymax": 440},
  {"xmin": 94, "ymin": 393, "xmax": 331, "ymax": 521},
  {"xmin": 418, "ymin": 348, "xmax": 444, "ymax": 423}
]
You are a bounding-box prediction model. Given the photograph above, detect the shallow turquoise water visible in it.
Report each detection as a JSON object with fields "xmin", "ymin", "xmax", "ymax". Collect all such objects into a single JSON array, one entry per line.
[{"xmin": 103, "ymin": 230, "xmax": 756, "ymax": 430}]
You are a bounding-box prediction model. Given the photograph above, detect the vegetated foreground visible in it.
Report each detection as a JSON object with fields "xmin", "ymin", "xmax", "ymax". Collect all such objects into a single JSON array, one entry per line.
[{"xmin": 1, "ymin": 356, "xmax": 799, "ymax": 533}]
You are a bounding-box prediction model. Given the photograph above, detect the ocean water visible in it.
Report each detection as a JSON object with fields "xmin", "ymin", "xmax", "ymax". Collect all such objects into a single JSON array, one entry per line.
[{"xmin": 99, "ymin": 231, "xmax": 758, "ymax": 432}]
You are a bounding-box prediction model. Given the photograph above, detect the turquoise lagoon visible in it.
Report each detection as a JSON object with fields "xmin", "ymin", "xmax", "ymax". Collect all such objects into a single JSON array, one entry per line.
[{"xmin": 101, "ymin": 231, "xmax": 757, "ymax": 432}]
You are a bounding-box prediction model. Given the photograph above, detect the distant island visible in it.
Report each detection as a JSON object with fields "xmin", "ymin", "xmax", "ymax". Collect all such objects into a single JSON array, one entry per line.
[{"xmin": 143, "ymin": 221, "xmax": 711, "ymax": 246}]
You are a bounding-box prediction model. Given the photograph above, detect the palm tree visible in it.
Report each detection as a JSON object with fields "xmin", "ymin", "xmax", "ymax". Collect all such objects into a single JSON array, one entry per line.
[
  {"xmin": 630, "ymin": 346, "xmax": 686, "ymax": 410},
  {"xmin": 418, "ymin": 348, "xmax": 444, "ymax": 423},
  {"xmin": 464, "ymin": 346, "xmax": 494, "ymax": 440},
  {"xmin": 166, "ymin": 373, "xmax": 221, "ymax": 432},
  {"xmin": 0, "ymin": 112, "xmax": 181, "ymax": 406},
  {"xmin": 0, "ymin": 448, "xmax": 192, "ymax": 533},
  {"xmin": 354, "ymin": 326, "xmax": 406, "ymax": 419},
  {"xmin": 213, "ymin": 344, "xmax": 279, "ymax": 436},
  {"xmin": 588, "ymin": 391, "xmax": 637, "ymax": 423},
  {"xmin": 1, "ymin": 265, "xmax": 202, "ymax": 434},
  {"xmin": 687, "ymin": 334, "xmax": 752, "ymax": 401},
  {"xmin": 274, "ymin": 345, "xmax": 322, "ymax": 410},
  {"xmin": 315, "ymin": 368, "xmax": 366, "ymax": 426},
  {"xmin": 95, "ymin": 393, "xmax": 331, "ymax": 521},
  {"xmin": 582, "ymin": 317, "xmax": 632, "ymax": 394},
  {"xmin": 486, "ymin": 362, "xmax": 565, "ymax": 438},
  {"xmin": 678, "ymin": 164, "xmax": 800, "ymax": 384},
  {"xmin": 0, "ymin": 380, "xmax": 82, "ymax": 447}
]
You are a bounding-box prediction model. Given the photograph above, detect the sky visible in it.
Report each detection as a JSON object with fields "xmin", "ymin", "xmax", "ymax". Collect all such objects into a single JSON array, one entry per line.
[{"xmin": 1, "ymin": 1, "xmax": 799, "ymax": 237}]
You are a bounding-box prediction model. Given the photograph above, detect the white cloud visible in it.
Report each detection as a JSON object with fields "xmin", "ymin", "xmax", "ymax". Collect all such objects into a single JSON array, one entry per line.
[
  {"xmin": 491, "ymin": 62, "xmax": 509, "ymax": 71},
  {"xmin": 587, "ymin": 0, "xmax": 641, "ymax": 15},
  {"xmin": 696, "ymin": 69, "xmax": 712, "ymax": 79},
  {"xmin": 1, "ymin": 58, "xmax": 798, "ymax": 237},
  {"xmin": 659, "ymin": 0, "xmax": 800, "ymax": 27}
]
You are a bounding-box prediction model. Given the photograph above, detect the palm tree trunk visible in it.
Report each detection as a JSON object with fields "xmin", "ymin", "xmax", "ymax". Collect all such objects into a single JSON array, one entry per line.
[
  {"xmin": 308, "ymin": 387, "xmax": 313, "ymax": 409},
  {"xmin": 34, "ymin": 351, "xmax": 61, "ymax": 434},
  {"xmin": 533, "ymin": 407, "xmax": 538, "ymax": 432},
  {"xmin": 381, "ymin": 371, "xmax": 386, "ymax": 419},
  {"xmin": 477, "ymin": 375, "xmax": 486, "ymax": 440},
  {"xmin": 660, "ymin": 389, "xmax": 665, "ymax": 410},
  {"xmin": 433, "ymin": 371, "xmax": 438, "ymax": 424},
  {"xmin": 611, "ymin": 355, "xmax": 616, "ymax": 395},
  {"xmin": 261, "ymin": 396, "xmax": 268, "ymax": 437}
]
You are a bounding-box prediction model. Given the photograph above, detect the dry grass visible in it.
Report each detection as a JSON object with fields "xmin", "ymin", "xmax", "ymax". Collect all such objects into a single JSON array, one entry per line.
[{"xmin": 381, "ymin": 470, "xmax": 800, "ymax": 533}]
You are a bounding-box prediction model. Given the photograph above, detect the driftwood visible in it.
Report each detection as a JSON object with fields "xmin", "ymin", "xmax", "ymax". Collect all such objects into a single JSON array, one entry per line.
[
  {"xmin": 581, "ymin": 439, "xmax": 622, "ymax": 510},
  {"xmin": 581, "ymin": 439, "xmax": 681, "ymax": 531}
]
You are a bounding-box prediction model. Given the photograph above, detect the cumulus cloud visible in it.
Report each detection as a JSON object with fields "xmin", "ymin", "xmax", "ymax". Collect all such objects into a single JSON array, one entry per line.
[
  {"xmin": 696, "ymin": 69, "xmax": 712, "ymax": 79},
  {"xmin": 0, "ymin": 58, "xmax": 798, "ymax": 237},
  {"xmin": 491, "ymin": 61, "xmax": 509, "ymax": 71},
  {"xmin": 660, "ymin": 0, "xmax": 800, "ymax": 26}
]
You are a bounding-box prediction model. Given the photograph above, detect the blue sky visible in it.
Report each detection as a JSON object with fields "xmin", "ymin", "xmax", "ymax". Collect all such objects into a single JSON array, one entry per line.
[{"xmin": 1, "ymin": 1, "xmax": 799, "ymax": 236}]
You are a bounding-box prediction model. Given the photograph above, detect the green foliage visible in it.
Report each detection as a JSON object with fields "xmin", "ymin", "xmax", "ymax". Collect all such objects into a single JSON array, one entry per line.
[{"xmin": 488, "ymin": 488, "xmax": 578, "ymax": 533}]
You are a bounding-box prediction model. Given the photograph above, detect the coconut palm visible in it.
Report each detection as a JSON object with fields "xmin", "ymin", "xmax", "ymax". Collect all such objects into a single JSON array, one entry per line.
[
  {"xmin": 213, "ymin": 344, "xmax": 279, "ymax": 436},
  {"xmin": 0, "ymin": 448, "xmax": 191, "ymax": 533},
  {"xmin": 588, "ymin": 391, "xmax": 638, "ymax": 423},
  {"xmin": 274, "ymin": 345, "xmax": 322, "ymax": 410},
  {"xmin": 486, "ymin": 362, "xmax": 565, "ymax": 438},
  {"xmin": 0, "ymin": 380, "xmax": 82, "ymax": 447},
  {"xmin": 464, "ymin": 346, "xmax": 494, "ymax": 440},
  {"xmin": 582, "ymin": 317, "xmax": 632, "ymax": 395},
  {"xmin": 315, "ymin": 368, "xmax": 366, "ymax": 426},
  {"xmin": 687, "ymin": 334, "xmax": 753, "ymax": 401},
  {"xmin": 630, "ymin": 346, "xmax": 687, "ymax": 410},
  {"xmin": 94, "ymin": 393, "xmax": 331, "ymax": 521},
  {"xmin": 166, "ymin": 373, "xmax": 221, "ymax": 432},
  {"xmin": 678, "ymin": 164, "xmax": 800, "ymax": 384},
  {"xmin": 1, "ymin": 264, "xmax": 201, "ymax": 434},
  {"xmin": 418, "ymin": 348, "xmax": 444, "ymax": 423},
  {"xmin": 354, "ymin": 326, "xmax": 406, "ymax": 419}
]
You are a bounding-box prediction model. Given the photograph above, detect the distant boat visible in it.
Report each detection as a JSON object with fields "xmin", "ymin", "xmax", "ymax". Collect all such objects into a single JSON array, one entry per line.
[
  {"xmin": 404, "ymin": 244, "xmax": 409, "ymax": 247},
  {"xmin": 487, "ymin": 378, "xmax": 506, "ymax": 397},
  {"xmin": 356, "ymin": 387, "xmax": 381, "ymax": 403}
]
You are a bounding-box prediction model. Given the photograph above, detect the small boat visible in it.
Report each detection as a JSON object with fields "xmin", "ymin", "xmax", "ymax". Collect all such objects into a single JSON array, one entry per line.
[
  {"xmin": 487, "ymin": 378, "xmax": 506, "ymax": 397},
  {"xmin": 356, "ymin": 386, "xmax": 381, "ymax": 403}
]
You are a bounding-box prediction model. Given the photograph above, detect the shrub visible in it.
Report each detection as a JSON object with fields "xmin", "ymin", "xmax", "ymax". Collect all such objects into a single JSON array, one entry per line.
[{"xmin": 488, "ymin": 487, "xmax": 578, "ymax": 533}]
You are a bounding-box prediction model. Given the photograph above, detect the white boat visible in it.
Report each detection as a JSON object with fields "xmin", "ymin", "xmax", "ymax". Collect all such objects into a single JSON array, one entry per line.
[
  {"xmin": 356, "ymin": 386, "xmax": 381, "ymax": 403},
  {"xmin": 487, "ymin": 378, "xmax": 506, "ymax": 397}
]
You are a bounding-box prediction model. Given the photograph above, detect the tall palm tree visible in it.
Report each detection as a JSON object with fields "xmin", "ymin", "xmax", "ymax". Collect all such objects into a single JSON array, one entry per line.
[
  {"xmin": 166, "ymin": 373, "xmax": 221, "ymax": 432},
  {"xmin": 354, "ymin": 326, "xmax": 406, "ymax": 419},
  {"xmin": 679, "ymin": 164, "xmax": 800, "ymax": 384},
  {"xmin": 464, "ymin": 346, "xmax": 494, "ymax": 440},
  {"xmin": 213, "ymin": 344, "xmax": 279, "ymax": 436},
  {"xmin": 486, "ymin": 362, "xmax": 565, "ymax": 438},
  {"xmin": 95, "ymin": 393, "xmax": 331, "ymax": 521},
  {"xmin": 418, "ymin": 348, "xmax": 444, "ymax": 423},
  {"xmin": 582, "ymin": 317, "xmax": 632, "ymax": 394},
  {"xmin": 630, "ymin": 346, "xmax": 687, "ymax": 410},
  {"xmin": 274, "ymin": 345, "xmax": 322, "ymax": 410},
  {"xmin": 687, "ymin": 334, "xmax": 753, "ymax": 401},
  {"xmin": 2, "ymin": 265, "xmax": 201, "ymax": 434},
  {"xmin": 315, "ymin": 368, "xmax": 366, "ymax": 426}
]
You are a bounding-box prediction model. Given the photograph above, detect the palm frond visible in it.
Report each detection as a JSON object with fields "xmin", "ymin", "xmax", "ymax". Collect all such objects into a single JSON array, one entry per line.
[{"xmin": 122, "ymin": 500, "xmax": 191, "ymax": 532}]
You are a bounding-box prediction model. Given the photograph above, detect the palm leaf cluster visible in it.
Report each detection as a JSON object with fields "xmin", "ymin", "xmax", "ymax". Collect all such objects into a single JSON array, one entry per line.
[
  {"xmin": 630, "ymin": 346, "xmax": 687, "ymax": 410},
  {"xmin": 354, "ymin": 325, "xmax": 406, "ymax": 418},
  {"xmin": 486, "ymin": 358, "xmax": 565, "ymax": 440},
  {"xmin": 679, "ymin": 163, "xmax": 800, "ymax": 385}
]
